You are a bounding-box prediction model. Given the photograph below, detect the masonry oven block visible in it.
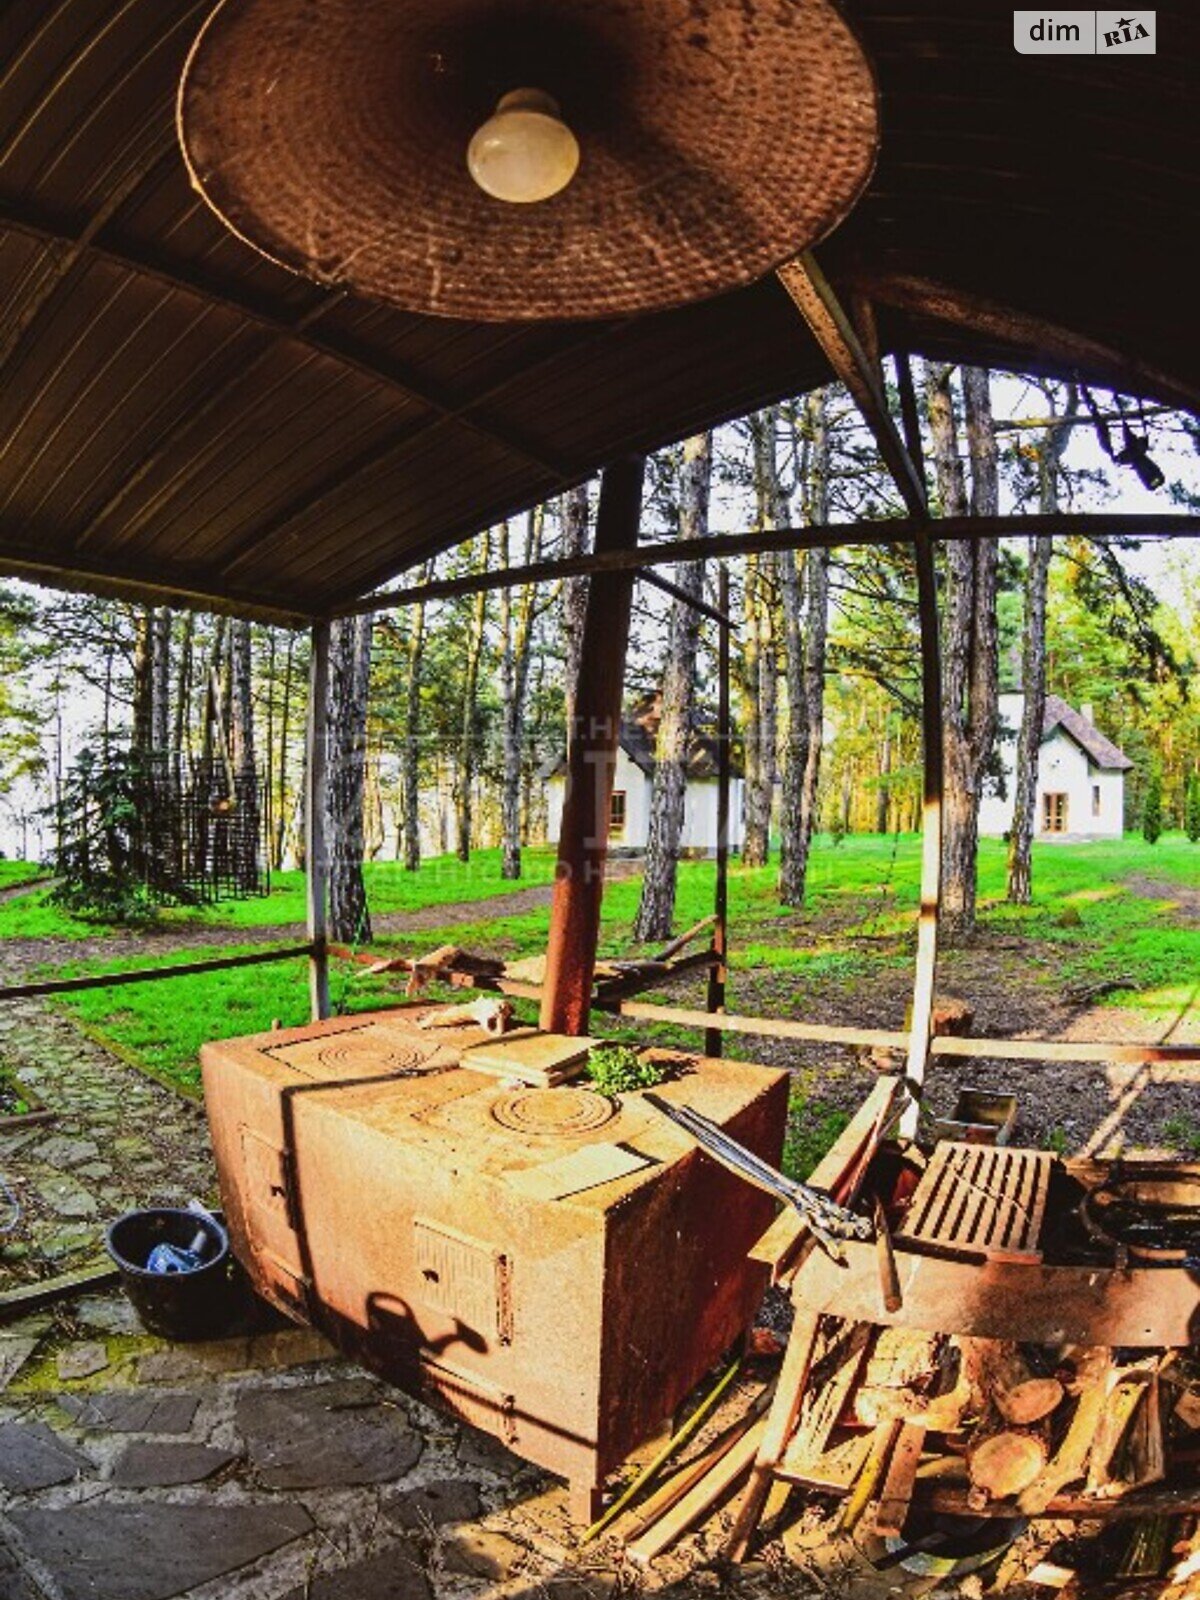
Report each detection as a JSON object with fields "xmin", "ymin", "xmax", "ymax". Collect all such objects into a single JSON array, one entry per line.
[{"xmin": 202, "ymin": 1009, "xmax": 789, "ymax": 1511}]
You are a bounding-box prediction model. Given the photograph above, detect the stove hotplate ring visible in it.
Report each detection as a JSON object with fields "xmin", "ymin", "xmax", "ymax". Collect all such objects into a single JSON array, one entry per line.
[{"xmin": 490, "ymin": 1087, "xmax": 617, "ymax": 1137}]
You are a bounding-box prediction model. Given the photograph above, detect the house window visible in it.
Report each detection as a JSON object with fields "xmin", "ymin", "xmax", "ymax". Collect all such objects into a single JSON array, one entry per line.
[
  {"xmin": 1042, "ymin": 792, "xmax": 1068, "ymax": 834},
  {"xmin": 1092, "ymin": 784, "xmax": 1101, "ymax": 817},
  {"xmin": 610, "ymin": 790, "xmax": 627, "ymax": 839}
]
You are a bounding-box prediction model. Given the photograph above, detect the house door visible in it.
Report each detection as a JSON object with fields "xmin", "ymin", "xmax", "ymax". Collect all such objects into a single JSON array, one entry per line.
[{"xmin": 1042, "ymin": 792, "xmax": 1068, "ymax": 834}]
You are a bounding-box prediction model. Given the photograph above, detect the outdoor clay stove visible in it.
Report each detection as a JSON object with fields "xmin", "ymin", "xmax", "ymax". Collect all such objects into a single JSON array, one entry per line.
[{"xmin": 202, "ymin": 1006, "xmax": 788, "ymax": 1517}]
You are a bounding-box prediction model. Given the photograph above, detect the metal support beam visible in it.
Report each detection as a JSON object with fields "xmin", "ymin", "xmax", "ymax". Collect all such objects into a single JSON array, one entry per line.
[
  {"xmin": 306, "ymin": 619, "xmax": 332, "ymax": 1020},
  {"xmin": 706, "ymin": 564, "xmax": 732, "ymax": 1057},
  {"xmin": 539, "ymin": 456, "xmax": 645, "ymax": 1036},
  {"xmin": 338, "ymin": 511, "xmax": 1200, "ymax": 618}
]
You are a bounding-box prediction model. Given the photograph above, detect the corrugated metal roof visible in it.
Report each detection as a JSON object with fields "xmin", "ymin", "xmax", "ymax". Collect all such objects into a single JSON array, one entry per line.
[{"xmin": 2, "ymin": 1, "xmax": 1197, "ymax": 622}]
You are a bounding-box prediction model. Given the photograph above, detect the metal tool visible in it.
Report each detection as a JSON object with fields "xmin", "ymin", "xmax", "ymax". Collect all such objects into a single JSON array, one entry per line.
[{"xmin": 644, "ymin": 1093, "xmax": 873, "ymax": 1262}]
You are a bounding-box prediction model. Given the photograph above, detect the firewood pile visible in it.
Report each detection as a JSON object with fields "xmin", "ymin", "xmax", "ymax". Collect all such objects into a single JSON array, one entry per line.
[
  {"xmin": 594, "ymin": 1078, "xmax": 1200, "ymax": 1592},
  {"xmin": 602, "ymin": 1317, "xmax": 1200, "ymax": 1585}
]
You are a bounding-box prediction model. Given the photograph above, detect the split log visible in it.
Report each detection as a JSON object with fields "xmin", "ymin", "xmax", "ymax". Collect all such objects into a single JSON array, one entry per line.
[
  {"xmin": 852, "ymin": 1327, "xmax": 947, "ymax": 1427},
  {"xmin": 976, "ymin": 1341, "xmax": 1065, "ymax": 1426},
  {"xmin": 1088, "ymin": 1366, "xmax": 1160, "ymax": 1496},
  {"xmin": 968, "ymin": 1423, "xmax": 1050, "ymax": 1500},
  {"xmin": 1019, "ymin": 1348, "xmax": 1112, "ymax": 1514}
]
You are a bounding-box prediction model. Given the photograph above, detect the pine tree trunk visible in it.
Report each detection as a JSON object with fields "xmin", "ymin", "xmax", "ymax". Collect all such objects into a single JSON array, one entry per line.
[
  {"xmin": 274, "ymin": 633, "xmax": 294, "ymax": 870},
  {"xmin": 151, "ymin": 607, "xmax": 170, "ymax": 753},
  {"xmin": 201, "ymin": 617, "xmax": 226, "ymax": 765},
  {"xmin": 401, "ymin": 576, "xmax": 429, "ymax": 873},
  {"xmin": 876, "ymin": 718, "xmax": 892, "ymax": 833},
  {"xmin": 779, "ymin": 391, "xmax": 830, "ymax": 906},
  {"xmin": 455, "ymin": 534, "xmax": 489, "ymax": 862},
  {"xmin": 131, "ymin": 606, "xmax": 154, "ymax": 754},
  {"xmin": 172, "ymin": 612, "xmax": 194, "ymax": 777},
  {"xmin": 742, "ymin": 414, "xmax": 779, "ymax": 869},
  {"xmin": 927, "ymin": 363, "xmax": 1000, "ymax": 938},
  {"xmin": 633, "ymin": 432, "xmax": 712, "ymax": 941},
  {"xmin": 1008, "ymin": 388, "xmax": 1075, "ymax": 902},
  {"xmin": 500, "ymin": 511, "xmax": 542, "ymax": 880},
  {"xmin": 325, "ymin": 612, "xmax": 373, "ymax": 944},
  {"xmin": 561, "ymin": 484, "xmax": 591, "ymax": 736},
  {"xmin": 229, "ymin": 619, "xmax": 254, "ymax": 776}
]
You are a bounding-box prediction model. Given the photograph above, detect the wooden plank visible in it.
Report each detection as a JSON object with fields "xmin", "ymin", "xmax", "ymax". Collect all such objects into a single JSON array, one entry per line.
[
  {"xmin": 874, "ymin": 1420, "xmax": 927, "ymax": 1538},
  {"xmin": 613, "ymin": 1389, "xmax": 773, "ymax": 1547},
  {"xmin": 627, "ymin": 1415, "xmax": 768, "ymax": 1564},
  {"xmin": 921, "ymin": 1483, "xmax": 1200, "ymax": 1522},
  {"xmin": 777, "ymin": 253, "xmax": 927, "ymax": 520},
  {"xmin": 306, "ymin": 617, "xmax": 331, "ymax": 1022},
  {"xmin": 723, "ymin": 1307, "xmax": 822, "ymax": 1562},
  {"xmin": 781, "ymin": 1321, "xmax": 871, "ymax": 1475},
  {"xmin": 0, "ymin": 1262, "xmax": 119, "ymax": 1319},
  {"xmin": 462, "ymin": 1029, "xmax": 593, "ymax": 1085},
  {"xmin": 612, "ymin": 999, "xmax": 908, "ymax": 1054},
  {"xmin": 778, "ymin": 1429, "xmax": 875, "ymax": 1492}
]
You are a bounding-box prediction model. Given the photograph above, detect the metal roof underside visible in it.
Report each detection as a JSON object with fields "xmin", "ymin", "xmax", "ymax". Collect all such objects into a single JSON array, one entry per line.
[{"xmin": 1, "ymin": 2, "xmax": 1197, "ymax": 625}]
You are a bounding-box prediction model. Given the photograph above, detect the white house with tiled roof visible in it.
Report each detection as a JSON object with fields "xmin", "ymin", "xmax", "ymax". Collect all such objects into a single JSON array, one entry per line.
[
  {"xmin": 545, "ymin": 696, "xmax": 744, "ymax": 853},
  {"xmin": 979, "ymin": 693, "xmax": 1133, "ymax": 840}
]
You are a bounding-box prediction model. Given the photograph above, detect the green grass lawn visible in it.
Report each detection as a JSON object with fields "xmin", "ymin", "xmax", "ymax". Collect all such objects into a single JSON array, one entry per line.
[
  {"xmin": 51, "ymin": 948, "xmax": 399, "ymax": 1096},
  {"xmin": 0, "ymin": 860, "xmax": 48, "ymax": 891},
  {"xmin": 23, "ymin": 832, "xmax": 1199, "ymax": 1099},
  {"xmin": 0, "ymin": 846, "xmax": 560, "ymax": 941}
]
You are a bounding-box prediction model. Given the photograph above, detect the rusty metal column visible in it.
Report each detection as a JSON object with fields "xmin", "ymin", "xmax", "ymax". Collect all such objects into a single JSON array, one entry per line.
[
  {"xmin": 540, "ymin": 456, "xmax": 645, "ymax": 1036},
  {"xmin": 705, "ymin": 563, "xmax": 731, "ymax": 1057},
  {"xmin": 306, "ymin": 617, "xmax": 331, "ymax": 1021}
]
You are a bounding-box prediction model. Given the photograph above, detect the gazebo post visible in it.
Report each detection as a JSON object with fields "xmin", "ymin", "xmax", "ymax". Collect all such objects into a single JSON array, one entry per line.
[
  {"xmin": 306, "ymin": 617, "xmax": 331, "ymax": 1021},
  {"xmin": 539, "ymin": 456, "xmax": 645, "ymax": 1036}
]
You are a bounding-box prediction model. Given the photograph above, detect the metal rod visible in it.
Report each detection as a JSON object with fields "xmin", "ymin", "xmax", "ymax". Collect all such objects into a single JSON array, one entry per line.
[
  {"xmin": 334, "ymin": 513, "xmax": 1200, "ymax": 617},
  {"xmin": 638, "ymin": 566, "xmax": 730, "ymax": 626},
  {"xmin": 707, "ymin": 563, "xmax": 731, "ymax": 1057},
  {"xmin": 0, "ymin": 943, "xmax": 316, "ymax": 1003},
  {"xmin": 539, "ymin": 456, "xmax": 644, "ymax": 1036},
  {"xmin": 306, "ymin": 618, "xmax": 332, "ymax": 1021}
]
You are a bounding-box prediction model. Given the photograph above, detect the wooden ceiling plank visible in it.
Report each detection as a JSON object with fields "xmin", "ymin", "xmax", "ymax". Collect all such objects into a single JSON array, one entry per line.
[{"xmin": 0, "ymin": 205, "xmax": 573, "ymax": 480}]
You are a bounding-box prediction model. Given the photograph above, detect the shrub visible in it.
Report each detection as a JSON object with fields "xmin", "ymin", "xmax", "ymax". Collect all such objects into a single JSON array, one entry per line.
[
  {"xmin": 1142, "ymin": 767, "xmax": 1163, "ymax": 845},
  {"xmin": 1186, "ymin": 771, "xmax": 1200, "ymax": 844}
]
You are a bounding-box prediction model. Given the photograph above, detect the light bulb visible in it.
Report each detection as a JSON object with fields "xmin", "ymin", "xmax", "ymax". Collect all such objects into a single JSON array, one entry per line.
[{"xmin": 467, "ymin": 89, "xmax": 579, "ymax": 204}]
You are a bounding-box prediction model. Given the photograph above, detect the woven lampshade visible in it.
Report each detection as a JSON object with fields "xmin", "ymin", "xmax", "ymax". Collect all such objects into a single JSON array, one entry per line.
[{"xmin": 178, "ymin": 0, "xmax": 879, "ymax": 322}]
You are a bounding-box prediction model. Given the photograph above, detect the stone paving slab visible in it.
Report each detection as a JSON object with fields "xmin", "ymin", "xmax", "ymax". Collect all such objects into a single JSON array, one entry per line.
[
  {"xmin": 0, "ymin": 1419, "xmax": 92, "ymax": 1491},
  {"xmin": 6, "ymin": 1503, "xmax": 315, "ymax": 1600},
  {"xmin": 384, "ymin": 1478, "xmax": 483, "ymax": 1531},
  {"xmin": 58, "ymin": 1390, "xmax": 199, "ymax": 1434},
  {"xmin": 237, "ymin": 1378, "xmax": 424, "ymax": 1489},
  {"xmin": 109, "ymin": 1441, "xmax": 239, "ymax": 1488},
  {"xmin": 0, "ymin": 996, "xmax": 213, "ymax": 1289},
  {"xmin": 279, "ymin": 1545, "xmax": 433, "ymax": 1600}
]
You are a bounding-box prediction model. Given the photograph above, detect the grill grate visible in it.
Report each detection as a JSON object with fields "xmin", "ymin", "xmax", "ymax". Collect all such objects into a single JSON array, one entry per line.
[{"xmin": 898, "ymin": 1141, "xmax": 1051, "ymax": 1258}]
